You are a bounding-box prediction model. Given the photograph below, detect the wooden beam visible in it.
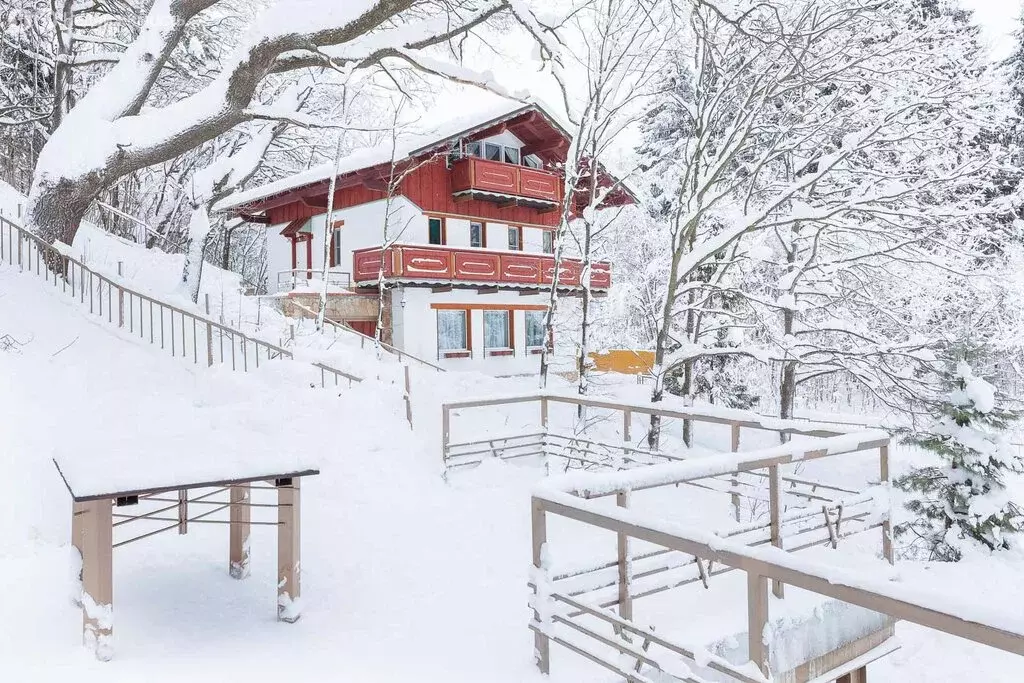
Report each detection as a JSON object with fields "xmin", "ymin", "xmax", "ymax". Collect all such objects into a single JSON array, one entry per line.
[
  {"xmin": 431, "ymin": 285, "xmax": 453, "ymax": 293},
  {"xmin": 229, "ymin": 484, "xmax": 251, "ymax": 579},
  {"xmin": 478, "ymin": 287, "xmax": 500, "ymax": 295},
  {"xmin": 71, "ymin": 501, "xmax": 86, "ymax": 607},
  {"xmin": 81, "ymin": 499, "xmax": 113, "ymax": 661},
  {"xmin": 769, "ymin": 465, "xmax": 784, "ymax": 598},
  {"xmin": 277, "ymin": 478, "xmax": 301, "ymax": 623},
  {"xmin": 300, "ymin": 195, "xmax": 329, "ymax": 209},
  {"xmin": 532, "ymin": 499, "xmax": 550, "ymax": 674},
  {"xmin": 747, "ymin": 572, "xmax": 770, "ymax": 677}
]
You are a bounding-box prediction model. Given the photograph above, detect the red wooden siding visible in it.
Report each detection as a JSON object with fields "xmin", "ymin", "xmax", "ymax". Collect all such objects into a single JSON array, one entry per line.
[
  {"xmin": 401, "ymin": 159, "xmax": 561, "ymax": 227},
  {"xmin": 518, "ymin": 167, "xmax": 561, "ymax": 202},
  {"xmin": 352, "ymin": 244, "xmax": 611, "ymax": 289},
  {"xmin": 267, "ymin": 184, "xmax": 386, "ymax": 225}
]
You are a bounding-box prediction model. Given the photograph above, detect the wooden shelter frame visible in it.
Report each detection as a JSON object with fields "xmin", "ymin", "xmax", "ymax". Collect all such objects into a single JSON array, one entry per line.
[{"xmin": 57, "ymin": 462, "xmax": 318, "ymax": 660}]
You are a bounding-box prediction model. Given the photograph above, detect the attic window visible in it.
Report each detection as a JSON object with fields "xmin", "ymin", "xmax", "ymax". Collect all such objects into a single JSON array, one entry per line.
[
  {"xmin": 463, "ymin": 141, "xmax": 481, "ymax": 158},
  {"xmin": 523, "ymin": 155, "xmax": 542, "ymax": 169},
  {"xmin": 485, "ymin": 143, "xmax": 502, "ymax": 161},
  {"xmin": 503, "ymin": 147, "xmax": 520, "ymax": 165}
]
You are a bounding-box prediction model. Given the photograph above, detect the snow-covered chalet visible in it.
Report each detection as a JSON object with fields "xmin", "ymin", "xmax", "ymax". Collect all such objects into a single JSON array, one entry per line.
[{"xmin": 221, "ymin": 99, "xmax": 630, "ymax": 374}]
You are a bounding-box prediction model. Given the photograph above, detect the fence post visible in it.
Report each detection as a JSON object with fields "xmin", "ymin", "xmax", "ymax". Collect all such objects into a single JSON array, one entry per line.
[
  {"xmin": 769, "ymin": 464, "xmax": 784, "ymax": 598},
  {"xmin": 616, "ymin": 490, "xmax": 632, "ymax": 623},
  {"xmin": 730, "ymin": 423, "xmax": 741, "ymax": 522},
  {"xmin": 177, "ymin": 489, "xmax": 188, "ymax": 535},
  {"xmin": 747, "ymin": 571, "xmax": 770, "ymax": 678},
  {"xmin": 116, "ymin": 262, "xmax": 125, "ymax": 328},
  {"xmin": 205, "ymin": 293, "xmax": 214, "ymax": 367},
  {"xmin": 441, "ymin": 404, "xmax": 450, "ymax": 466},
  {"xmin": 880, "ymin": 442, "xmax": 894, "ymax": 565},
  {"xmin": 532, "ymin": 498, "xmax": 550, "ymax": 674},
  {"xmin": 540, "ymin": 396, "xmax": 549, "ymax": 430},
  {"xmin": 403, "ymin": 365, "xmax": 413, "ymax": 428}
]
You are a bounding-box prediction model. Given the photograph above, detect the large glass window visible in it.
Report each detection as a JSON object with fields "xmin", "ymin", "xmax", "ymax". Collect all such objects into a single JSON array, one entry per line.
[
  {"xmin": 523, "ymin": 154, "xmax": 542, "ymax": 169},
  {"xmin": 437, "ymin": 310, "xmax": 468, "ymax": 352},
  {"xmin": 428, "ymin": 217, "xmax": 444, "ymax": 245},
  {"xmin": 503, "ymin": 147, "xmax": 520, "ymax": 165},
  {"xmin": 484, "ymin": 310, "xmax": 511, "ymax": 350},
  {"xmin": 508, "ymin": 226, "xmax": 521, "ymax": 251},
  {"xmin": 542, "ymin": 230, "xmax": 554, "ymax": 254},
  {"xmin": 485, "ymin": 143, "xmax": 502, "ymax": 161},
  {"xmin": 525, "ymin": 310, "xmax": 547, "ymax": 348},
  {"xmin": 464, "ymin": 141, "xmax": 481, "ymax": 158},
  {"xmin": 470, "ymin": 222, "xmax": 484, "ymax": 248}
]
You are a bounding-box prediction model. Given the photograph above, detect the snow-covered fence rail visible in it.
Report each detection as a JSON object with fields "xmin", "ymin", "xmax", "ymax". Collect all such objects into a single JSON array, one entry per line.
[
  {"xmin": 531, "ymin": 450, "xmax": 1024, "ymax": 681},
  {"xmin": 0, "ymin": 215, "xmax": 361, "ymax": 385},
  {"xmin": 289, "ymin": 300, "xmax": 444, "ymax": 373}
]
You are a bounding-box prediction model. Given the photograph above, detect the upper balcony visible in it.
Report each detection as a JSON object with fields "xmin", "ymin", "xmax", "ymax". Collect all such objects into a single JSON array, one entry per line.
[
  {"xmin": 450, "ymin": 157, "xmax": 563, "ymax": 209},
  {"xmin": 352, "ymin": 244, "xmax": 610, "ymax": 291}
]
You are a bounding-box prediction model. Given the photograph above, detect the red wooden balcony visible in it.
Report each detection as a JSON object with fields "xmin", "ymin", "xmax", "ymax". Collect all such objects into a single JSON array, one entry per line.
[
  {"xmin": 352, "ymin": 244, "xmax": 611, "ymax": 290},
  {"xmin": 450, "ymin": 158, "xmax": 563, "ymax": 208}
]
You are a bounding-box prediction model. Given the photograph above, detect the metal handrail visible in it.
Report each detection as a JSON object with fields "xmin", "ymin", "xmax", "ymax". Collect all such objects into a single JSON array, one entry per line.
[
  {"xmin": 0, "ymin": 215, "xmax": 361, "ymax": 385},
  {"xmin": 276, "ymin": 268, "xmax": 352, "ymax": 292}
]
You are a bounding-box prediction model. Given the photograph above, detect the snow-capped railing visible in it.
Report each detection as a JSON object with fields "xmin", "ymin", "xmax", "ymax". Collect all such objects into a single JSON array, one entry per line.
[
  {"xmin": 0, "ymin": 215, "xmax": 362, "ymax": 386},
  {"xmin": 531, "ymin": 453, "xmax": 1024, "ymax": 681}
]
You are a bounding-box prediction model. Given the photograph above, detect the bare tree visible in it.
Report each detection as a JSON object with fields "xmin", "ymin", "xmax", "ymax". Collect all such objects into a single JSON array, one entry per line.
[{"xmin": 24, "ymin": 0, "xmax": 565, "ymax": 251}]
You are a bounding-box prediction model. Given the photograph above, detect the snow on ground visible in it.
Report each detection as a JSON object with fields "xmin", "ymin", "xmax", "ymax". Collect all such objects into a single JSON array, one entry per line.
[{"xmin": 2, "ymin": 182, "xmax": 1024, "ymax": 679}]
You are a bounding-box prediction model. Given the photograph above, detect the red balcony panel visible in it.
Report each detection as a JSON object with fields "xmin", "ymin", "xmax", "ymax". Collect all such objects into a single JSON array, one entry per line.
[
  {"xmin": 450, "ymin": 158, "xmax": 562, "ymax": 205},
  {"xmin": 455, "ymin": 251, "xmax": 501, "ymax": 280},
  {"xmin": 500, "ymin": 254, "xmax": 543, "ymax": 283},
  {"xmin": 519, "ymin": 168, "xmax": 561, "ymax": 202},
  {"xmin": 353, "ymin": 248, "xmax": 388, "ymax": 280},
  {"xmin": 590, "ymin": 262, "xmax": 611, "ymax": 289},
  {"xmin": 400, "ymin": 247, "xmax": 453, "ymax": 278},
  {"xmin": 353, "ymin": 244, "xmax": 609, "ymax": 289}
]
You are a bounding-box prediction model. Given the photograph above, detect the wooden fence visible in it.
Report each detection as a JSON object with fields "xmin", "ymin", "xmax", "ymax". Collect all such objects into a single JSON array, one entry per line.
[{"xmin": 0, "ymin": 215, "xmax": 361, "ymax": 387}]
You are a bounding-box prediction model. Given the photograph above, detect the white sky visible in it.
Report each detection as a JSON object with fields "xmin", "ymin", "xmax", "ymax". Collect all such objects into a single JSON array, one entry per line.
[{"xmin": 963, "ymin": 0, "xmax": 1021, "ymax": 60}]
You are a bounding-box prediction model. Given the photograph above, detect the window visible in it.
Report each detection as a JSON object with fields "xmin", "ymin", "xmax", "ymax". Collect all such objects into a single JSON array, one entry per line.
[
  {"xmin": 428, "ymin": 217, "xmax": 445, "ymax": 245},
  {"xmin": 437, "ymin": 310, "xmax": 469, "ymax": 355},
  {"xmin": 508, "ymin": 226, "xmax": 522, "ymax": 251},
  {"xmin": 470, "ymin": 221, "xmax": 485, "ymax": 248},
  {"xmin": 523, "ymin": 155, "xmax": 542, "ymax": 169},
  {"xmin": 485, "ymin": 143, "xmax": 502, "ymax": 161},
  {"xmin": 464, "ymin": 141, "xmax": 481, "ymax": 158},
  {"xmin": 330, "ymin": 224, "xmax": 344, "ymax": 266},
  {"xmin": 503, "ymin": 147, "xmax": 520, "ymax": 165},
  {"xmin": 542, "ymin": 230, "xmax": 554, "ymax": 254},
  {"xmin": 525, "ymin": 311, "xmax": 547, "ymax": 350},
  {"xmin": 484, "ymin": 310, "xmax": 511, "ymax": 351}
]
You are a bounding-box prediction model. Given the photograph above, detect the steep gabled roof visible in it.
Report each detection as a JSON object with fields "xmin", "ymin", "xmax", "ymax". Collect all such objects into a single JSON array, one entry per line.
[{"xmin": 216, "ymin": 97, "xmax": 575, "ymax": 214}]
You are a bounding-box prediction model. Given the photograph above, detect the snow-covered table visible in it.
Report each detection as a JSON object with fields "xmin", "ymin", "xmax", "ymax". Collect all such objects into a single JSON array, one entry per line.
[{"xmin": 54, "ymin": 458, "xmax": 319, "ymax": 661}]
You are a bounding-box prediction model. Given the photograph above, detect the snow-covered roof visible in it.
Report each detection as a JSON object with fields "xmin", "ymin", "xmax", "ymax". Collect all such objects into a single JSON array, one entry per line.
[{"xmin": 216, "ymin": 97, "xmax": 571, "ymax": 213}]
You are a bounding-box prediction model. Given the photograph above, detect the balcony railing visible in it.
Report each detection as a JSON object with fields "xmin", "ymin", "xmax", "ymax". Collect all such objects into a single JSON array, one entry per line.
[
  {"xmin": 352, "ymin": 244, "xmax": 611, "ymax": 290},
  {"xmin": 450, "ymin": 157, "xmax": 563, "ymax": 206}
]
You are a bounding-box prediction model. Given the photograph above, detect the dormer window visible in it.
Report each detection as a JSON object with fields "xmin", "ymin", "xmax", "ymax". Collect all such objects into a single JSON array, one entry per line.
[
  {"xmin": 523, "ymin": 154, "xmax": 543, "ymax": 169},
  {"xmin": 485, "ymin": 143, "xmax": 502, "ymax": 161},
  {"xmin": 503, "ymin": 147, "xmax": 520, "ymax": 165}
]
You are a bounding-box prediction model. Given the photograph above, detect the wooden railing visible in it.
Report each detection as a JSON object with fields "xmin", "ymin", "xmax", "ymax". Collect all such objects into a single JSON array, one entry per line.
[
  {"xmin": 450, "ymin": 157, "xmax": 563, "ymax": 204},
  {"xmin": 0, "ymin": 215, "xmax": 362, "ymax": 387},
  {"xmin": 352, "ymin": 243, "xmax": 611, "ymax": 289}
]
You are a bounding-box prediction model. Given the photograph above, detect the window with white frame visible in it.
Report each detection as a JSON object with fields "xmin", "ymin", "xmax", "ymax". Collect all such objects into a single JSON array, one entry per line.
[
  {"xmin": 483, "ymin": 310, "xmax": 511, "ymax": 351},
  {"xmin": 508, "ymin": 226, "xmax": 521, "ymax": 251},
  {"xmin": 542, "ymin": 230, "xmax": 554, "ymax": 254},
  {"xmin": 331, "ymin": 225, "xmax": 344, "ymax": 266},
  {"xmin": 485, "ymin": 142, "xmax": 502, "ymax": 161},
  {"xmin": 437, "ymin": 310, "xmax": 468, "ymax": 355},
  {"xmin": 525, "ymin": 310, "xmax": 547, "ymax": 349}
]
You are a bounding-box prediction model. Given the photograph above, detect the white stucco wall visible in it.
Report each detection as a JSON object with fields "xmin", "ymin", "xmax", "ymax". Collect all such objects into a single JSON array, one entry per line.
[{"xmin": 392, "ymin": 286, "xmax": 550, "ymax": 376}]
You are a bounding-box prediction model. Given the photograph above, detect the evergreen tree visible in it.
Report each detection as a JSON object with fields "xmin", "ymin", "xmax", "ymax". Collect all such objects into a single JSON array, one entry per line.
[{"xmin": 895, "ymin": 344, "xmax": 1024, "ymax": 561}]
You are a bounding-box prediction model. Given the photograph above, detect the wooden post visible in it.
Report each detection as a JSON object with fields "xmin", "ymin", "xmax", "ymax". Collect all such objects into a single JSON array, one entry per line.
[
  {"xmin": 71, "ymin": 501, "xmax": 87, "ymax": 606},
  {"xmin": 277, "ymin": 478, "xmax": 301, "ymax": 622},
  {"xmin": 117, "ymin": 261, "xmax": 124, "ymax": 328},
  {"xmin": 81, "ymin": 499, "xmax": 113, "ymax": 661},
  {"xmin": 403, "ymin": 365, "xmax": 413, "ymax": 427},
  {"xmin": 880, "ymin": 443, "xmax": 894, "ymax": 565},
  {"xmin": 747, "ymin": 571, "xmax": 770, "ymax": 678},
  {"xmin": 540, "ymin": 396, "xmax": 549, "ymax": 429},
  {"xmin": 229, "ymin": 484, "xmax": 251, "ymax": 579},
  {"xmin": 730, "ymin": 423, "xmax": 741, "ymax": 522},
  {"xmin": 616, "ymin": 491, "xmax": 632, "ymax": 622},
  {"xmin": 177, "ymin": 489, "xmax": 188, "ymax": 535},
  {"xmin": 441, "ymin": 405, "xmax": 451, "ymax": 466},
  {"xmin": 532, "ymin": 498, "xmax": 550, "ymax": 674},
  {"xmin": 768, "ymin": 465, "xmax": 784, "ymax": 598},
  {"xmin": 623, "ymin": 408, "xmax": 632, "ymax": 444},
  {"xmin": 205, "ymin": 293, "xmax": 214, "ymax": 367}
]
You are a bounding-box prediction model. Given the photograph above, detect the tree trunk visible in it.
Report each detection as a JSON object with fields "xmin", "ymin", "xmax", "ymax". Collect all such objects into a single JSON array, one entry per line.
[
  {"xmin": 28, "ymin": 175, "xmax": 97, "ymax": 247},
  {"xmin": 222, "ymin": 227, "xmax": 233, "ymax": 271},
  {"xmin": 681, "ymin": 359, "xmax": 693, "ymax": 446}
]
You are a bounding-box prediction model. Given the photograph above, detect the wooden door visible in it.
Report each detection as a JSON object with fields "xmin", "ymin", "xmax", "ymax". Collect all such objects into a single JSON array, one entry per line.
[{"xmin": 347, "ymin": 320, "xmax": 376, "ymax": 337}]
